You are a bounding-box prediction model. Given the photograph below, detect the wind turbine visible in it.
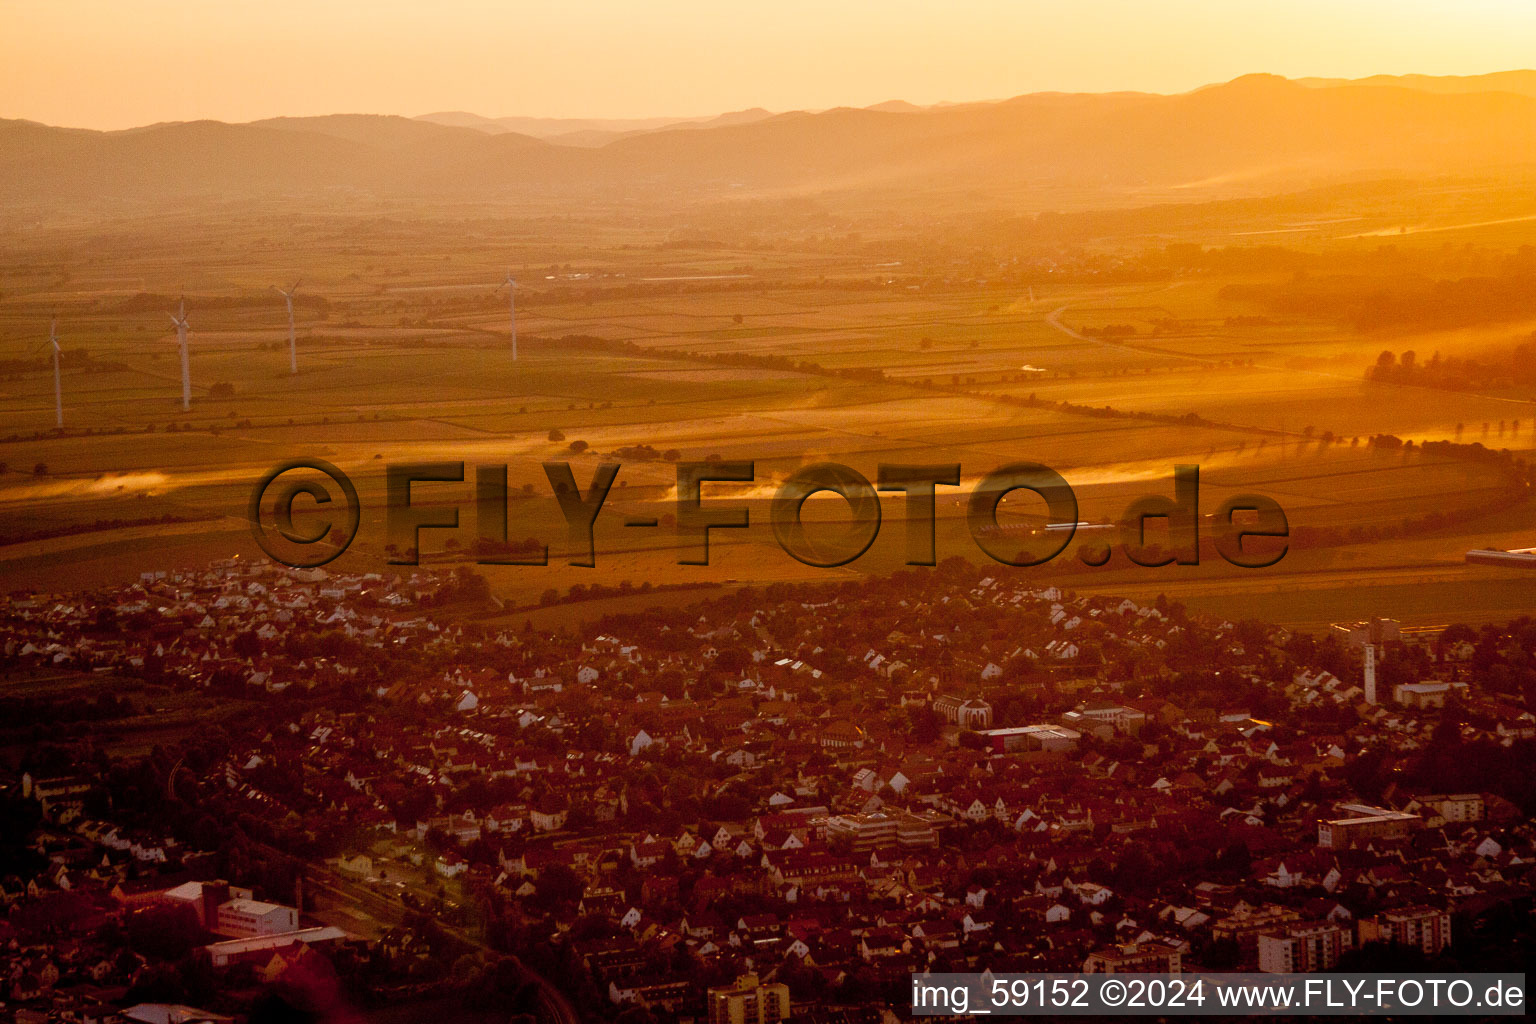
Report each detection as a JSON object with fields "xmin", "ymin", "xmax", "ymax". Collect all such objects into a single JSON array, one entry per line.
[
  {"xmin": 48, "ymin": 318, "xmax": 62, "ymax": 428},
  {"xmin": 32, "ymin": 317, "xmax": 63, "ymax": 427},
  {"xmin": 170, "ymin": 298, "xmax": 191, "ymax": 411},
  {"xmin": 499, "ymin": 271, "xmax": 518, "ymax": 360},
  {"xmin": 272, "ymin": 279, "xmax": 301, "ymax": 374}
]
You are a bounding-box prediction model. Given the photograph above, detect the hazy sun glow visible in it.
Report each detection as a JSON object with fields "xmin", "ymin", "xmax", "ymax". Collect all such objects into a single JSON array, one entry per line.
[{"xmin": 4, "ymin": 0, "xmax": 1536, "ymax": 129}]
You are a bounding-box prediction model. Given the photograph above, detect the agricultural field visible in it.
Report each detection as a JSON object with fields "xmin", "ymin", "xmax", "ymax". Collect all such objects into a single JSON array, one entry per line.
[{"xmin": 2, "ymin": 181, "xmax": 1534, "ymax": 629}]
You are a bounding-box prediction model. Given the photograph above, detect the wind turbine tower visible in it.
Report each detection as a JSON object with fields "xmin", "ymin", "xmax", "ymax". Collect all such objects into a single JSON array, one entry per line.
[
  {"xmin": 273, "ymin": 280, "xmax": 301, "ymax": 373},
  {"xmin": 171, "ymin": 299, "xmax": 191, "ymax": 411},
  {"xmin": 501, "ymin": 271, "xmax": 518, "ymax": 360},
  {"xmin": 48, "ymin": 318, "xmax": 62, "ymax": 428}
]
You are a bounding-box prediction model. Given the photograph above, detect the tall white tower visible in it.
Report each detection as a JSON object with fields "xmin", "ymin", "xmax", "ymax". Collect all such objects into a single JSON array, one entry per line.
[
  {"xmin": 170, "ymin": 299, "xmax": 191, "ymax": 412},
  {"xmin": 502, "ymin": 271, "xmax": 518, "ymax": 360},
  {"xmin": 1363, "ymin": 644, "xmax": 1378, "ymax": 705},
  {"xmin": 274, "ymin": 280, "xmax": 301, "ymax": 374},
  {"xmin": 48, "ymin": 318, "xmax": 62, "ymax": 428}
]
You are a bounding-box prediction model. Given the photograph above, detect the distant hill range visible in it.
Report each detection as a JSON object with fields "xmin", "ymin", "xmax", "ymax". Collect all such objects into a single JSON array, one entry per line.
[
  {"xmin": 415, "ymin": 107, "xmax": 777, "ymax": 147},
  {"xmin": 1294, "ymin": 70, "xmax": 1536, "ymax": 97},
  {"xmin": 6, "ymin": 72, "xmax": 1536, "ymax": 207}
]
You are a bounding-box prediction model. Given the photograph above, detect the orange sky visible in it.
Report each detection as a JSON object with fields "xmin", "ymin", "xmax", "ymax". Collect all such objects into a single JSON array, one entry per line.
[{"xmin": 4, "ymin": 0, "xmax": 1536, "ymax": 129}]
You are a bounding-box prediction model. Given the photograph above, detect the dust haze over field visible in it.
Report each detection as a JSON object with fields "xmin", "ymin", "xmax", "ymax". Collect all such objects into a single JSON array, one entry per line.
[{"xmin": 4, "ymin": 69, "xmax": 1536, "ymax": 629}]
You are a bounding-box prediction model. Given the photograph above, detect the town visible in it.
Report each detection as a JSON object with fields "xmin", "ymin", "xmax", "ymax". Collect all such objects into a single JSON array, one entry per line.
[{"xmin": 0, "ymin": 556, "xmax": 1532, "ymax": 1022}]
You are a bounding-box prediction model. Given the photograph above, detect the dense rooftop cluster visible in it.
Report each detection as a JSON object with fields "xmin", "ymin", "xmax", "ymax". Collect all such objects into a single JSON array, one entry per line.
[{"xmin": 0, "ymin": 558, "xmax": 1534, "ymax": 1021}]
